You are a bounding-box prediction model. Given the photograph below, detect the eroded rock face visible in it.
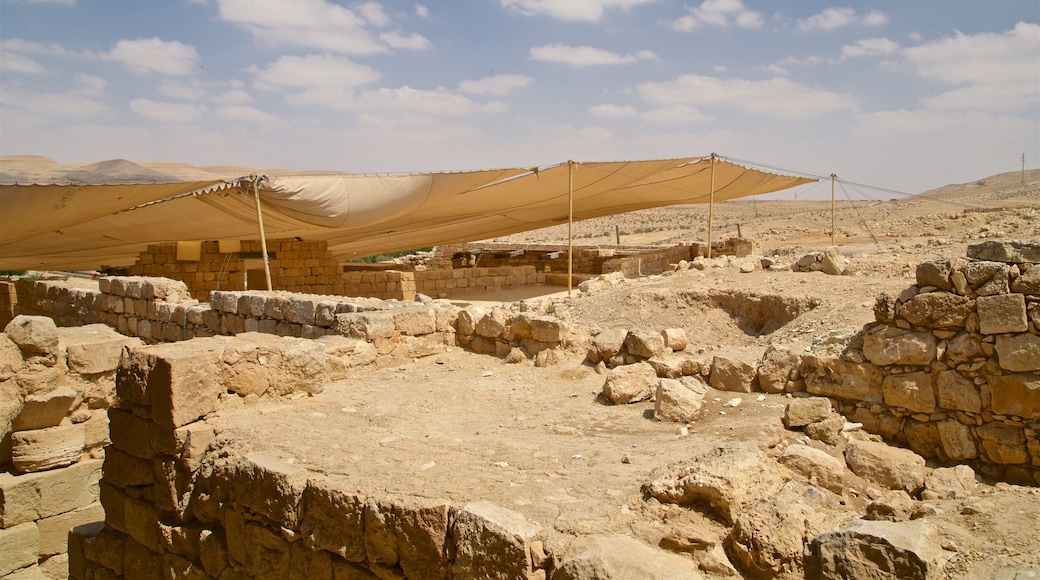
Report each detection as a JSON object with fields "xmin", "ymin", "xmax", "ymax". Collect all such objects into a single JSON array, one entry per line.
[
  {"xmin": 452, "ymin": 501, "xmax": 541, "ymax": 580},
  {"xmin": 804, "ymin": 519, "xmax": 949, "ymax": 580},
  {"xmin": 724, "ymin": 487, "xmax": 815, "ymax": 578},
  {"xmin": 11, "ymin": 423, "xmax": 85, "ymax": 473},
  {"xmin": 553, "ymin": 535, "xmax": 705, "ymax": 580}
]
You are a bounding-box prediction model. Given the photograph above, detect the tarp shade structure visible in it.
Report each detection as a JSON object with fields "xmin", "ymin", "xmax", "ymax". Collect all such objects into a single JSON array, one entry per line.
[{"xmin": 0, "ymin": 156, "xmax": 814, "ymax": 271}]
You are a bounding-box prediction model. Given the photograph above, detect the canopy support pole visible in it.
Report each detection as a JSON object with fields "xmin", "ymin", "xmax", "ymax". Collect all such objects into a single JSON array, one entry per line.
[
  {"xmin": 830, "ymin": 173, "xmax": 837, "ymax": 246},
  {"xmin": 707, "ymin": 153, "xmax": 716, "ymax": 259},
  {"xmin": 251, "ymin": 175, "xmax": 273, "ymax": 292},
  {"xmin": 567, "ymin": 160, "xmax": 574, "ymax": 296}
]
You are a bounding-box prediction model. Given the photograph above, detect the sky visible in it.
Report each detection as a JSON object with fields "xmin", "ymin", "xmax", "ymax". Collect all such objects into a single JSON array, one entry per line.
[{"xmin": 1, "ymin": 0, "xmax": 1038, "ymax": 198}]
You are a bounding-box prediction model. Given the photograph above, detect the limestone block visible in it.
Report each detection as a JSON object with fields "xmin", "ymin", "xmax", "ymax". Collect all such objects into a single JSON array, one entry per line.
[
  {"xmin": 882, "ymin": 371, "xmax": 936, "ymax": 413},
  {"xmin": 530, "ymin": 316, "xmax": 566, "ymax": 343},
  {"xmin": 845, "ymin": 439, "xmax": 926, "ymax": 493},
  {"xmin": 362, "ymin": 496, "xmax": 400, "ymax": 569},
  {"xmin": 11, "ymin": 424, "xmax": 85, "ymax": 474},
  {"xmin": 452, "ymin": 501, "xmax": 541, "ymax": 580},
  {"xmin": 783, "ymin": 397, "xmax": 832, "ymax": 428},
  {"xmin": 821, "ymin": 247, "xmax": 849, "ymax": 275},
  {"xmin": 231, "ymin": 452, "xmax": 308, "ymax": 529},
  {"xmin": 39, "ymin": 552, "xmax": 68, "ymax": 579},
  {"xmin": 393, "ymin": 309, "xmax": 436, "ymax": 337},
  {"xmin": 119, "ymin": 340, "xmax": 224, "ymax": 429},
  {"xmin": 11, "ymin": 386, "xmax": 78, "ymax": 431},
  {"xmin": 804, "ymin": 518, "xmax": 948, "ymax": 580},
  {"xmin": 646, "ymin": 355, "xmax": 686, "ymax": 379},
  {"xmin": 935, "ymin": 370, "xmax": 982, "ymax": 413},
  {"xmin": 898, "ymin": 292, "xmax": 974, "ymax": 329},
  {"xmin": 455, "ymin": 306, "xmax": 484, "ymax": 336},
  {"xmin": 661, "ymin": 328, "xmax": 688, "ymax": 351},
  {"xmin": 65, "ymin": 329, "xmax": 143, "ymax": 375},
  {"xmin": 977, "ymin": 293, "xmax": 1028, "ymax": 335},
  {"xmin": 944, "ymin": 332, "xmax": 984, "ymax": 365},
  {"xmin": 862, "ymin": 326, "xmax": 937, "ymax": 366},
  {"xmin": 916, "ymin": 258, "xmax": 953, "ymax": 291},
  {"xmin": 987, "ymin": 373, "xmax": 1040, "ymax": 419},
  {"xmin": 0, "ymin": 458, "xmax": 103, "ymax": 528},
  {"xmin": 727, "ymin": 485, "xmax": 817, "ymax": 578},
  {"xmin": 777, "ymin": 444, "xmax": 845, "ymax": 493},
  {"xmin": 285, "ymin": 298, "xmax": 317, "ymax": 325},
  {"xmin": 122, "ymin": 534, "xmax": 163, "ymax": 579},
  {"xmin": 967, "ymin": 240, "xmax": 1040, "ymax": 263},
  {"xmin": 626, "ymin": 328, "xmax": 666, "ymax": 360},
  {"xmin": 1, "ymin": 334, "xmax": 25, "ymax": 380},
  {"xmin": 654, "ymin": 378, "xmax": 704, "ymax": 422},
  {"xmin": 15, "ymin": 366, "xmax": 64, "ymax": 397},
  {"xmin": 102, "ymin": 447, "xmax": 155, "ymax": 489},
  {"xmin": 976, "ymin": 422, "xmax": 1029, "ymax": 464},
  {"xmin": 923, "ymin": 465, "xmax": 978, "ymax": 499},
  {"xmin": 602, "ymin": 362, "xmax": 657, "ymax": 404},
  {"xmin": 301, "ymin": 477, "xmax": 367, "ymax": 562},
  {"xmin": 709, "ymin": 355, "xmax": 757, "ymax": 393},
  {"xmin": 1010, "ymin": 265, "xmax": 1040, "ymax": 294},
  {"xmin": 393, "ymin": 498, "xmax": 454, "ymax": 580},
  {"xmin": 37, "ymin": 502, "xmax": 105, "ymax": 556},
  {"xmin": 335, "ymin": 312, "xmax": 396, "ymax": 340},
  {"xmin": 643, "ymin": 442, "xmax": 786, "ymax": 525},
  {"xmin": 124, "ymin": 493, "xmax": 162, "ymax": 551},
  {"xmin": 5, "ymin": 315, "xmax": 60, "ymax": 361},
  {"xmin": 475, "ymin": 309, "xmax": 508, "ymax": 339},
  {"xmin": 757, "ymin": 345, "xmax": 798, "ymax": 393},
  {"xmin": 0, "ymin": 521, "xmax": 40, "ymax": 577},
  {"xmin": 554, "ymin": 535, "xmax": 705, "ymax": 580},
  {"xmin": 591, "ymin": 328, "xmax": 627, "ymax": 362},
  {"xmin": 937, "ymin": 420, "xmax": 977, "ymax": 460},
  {"xmin": 108, "ymin": 408, "xmax": 154, "ymax": 459},
  {"xmin": 995, "ymin": 333, "xmax": 1040, "ymax": 371},
  {"xmin": 802, "ymin": 357, "xmax": 884, "ymax": 403}
]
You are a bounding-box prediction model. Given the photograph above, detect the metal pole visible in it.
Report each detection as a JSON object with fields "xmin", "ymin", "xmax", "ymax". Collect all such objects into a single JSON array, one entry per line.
[
  {"xmin": 707, "ymin": 153, "xmax": 716, "ymax": 259},
  {"xmin": 568, "ymin": 160, "xmax": 574, "ymax": 296},
  {"xmin": 831, "ymin": 173, "xmax": 837, "ymax": 246},
  {"xmin": 251, "ymin": 175, "xmax": 273, "ymax": 291}
]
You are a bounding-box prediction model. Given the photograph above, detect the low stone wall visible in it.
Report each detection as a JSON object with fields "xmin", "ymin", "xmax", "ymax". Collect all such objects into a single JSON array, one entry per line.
[
  {"xmin": 1, "ymin": 316, "xmax": 140, "ymax": 579},
  {"xmin": 601, "ymin": 245, "xmax": 693, "ymax": 277},
  {"xmin": 69, "ymin": 338, "xmax": 547, "ymax": 580},
  {"xmin": 415, "ymin": 265, "xmax": 545, "ymax": 297},
  {"xmin": 435, "ymin": 243, "xmax": 612, "ymax": 273},
  {"xmin": 455, "ymin": 302, "xmax": 574, "ymax": 365},
  {"xmin": 800, "ymin": 240, "xmax": 1040, "ymax": 484}
]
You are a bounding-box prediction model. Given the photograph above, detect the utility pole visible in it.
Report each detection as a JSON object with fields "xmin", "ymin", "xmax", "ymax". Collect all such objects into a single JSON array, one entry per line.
[{"xmin": 1023, "ymin": 153, "xmax": 1026, "ymax": 184}]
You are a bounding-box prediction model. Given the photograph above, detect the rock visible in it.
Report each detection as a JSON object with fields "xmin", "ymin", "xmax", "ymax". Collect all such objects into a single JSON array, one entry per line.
[
  {"xmin": 994, "ymin": 333, "xmax": 1040, "ymax": 371},
  {"xmin": 647, "ymin": 355, "xmax": 685, "ymax": 379},
  {"xmin": 874, "ymin": 292, "xmax": 896, "ymax": 323},
  {"xmin": 784, "ymin": 397, "xmax": 832, "ymax": 428},
  {"xmin": 654, "ymin": 378, "xmax": 705, "ymax": 422},
  {"xmin": 976, "ymin": 422, "xmax": 1030, "ymax": 464},
  {"xmin": 602, "ymin": 362, "xmax": 657, "ymax": 404},
  {"xmin": 986, "ymin": 373, "xmax": 1040, "ymax": 419},
  {"xmin": 862, "ymin": 326, "xmax": 937, "ymax": 366},
  {"xmin": 865, "ymin": 489, "xmax": 916, "ymax": 521},
  {"xmin": 757, "ymin": 345, "xmax": 798, "ymax": 394},
  {"xmin": 530, "ymin": 316, "xmax": 566, "ymax": 343},
  {"xmin": 5, "ymin": 315, "xmax": 60, "ymax": 361},
  {"xmin": 62, "ymin": 324, "xmax": 144, "ymax": 375},
  {"xmin": 11, "ymin": 386, "xmax": 78, "ymax": 431},
  {"xmin": 937, "ymin": 420, "xmax": 977, "ymax": 460},
  {"xmin": 591, "ymin": 328, "xmax": 628, "ymax": 363},
  {"xmin": 504, "ymin": 348, "xmax": 526, "ymax": 364},
  {"xmin": 0, "ymin": 521, "xmax": 40, "ymax": 577},
  {"xmin": 661, "ymin": 328, "xmax": 687, "ymax": 351},
  {"xmin": 967, "ymin": 240, "xmax": 1040, "ymax": 263},
  {"xmin": 944, "ymin": 332, "xmax": 984, "ymax": 366},
  {"xmin": 625, "ymin": 328, "xmax": 666, "ymax": 360},
  {"xmin": 709, "ymin": 356, "xmax": 758, "ymax": 393},
  {"xmin": 845, "ymin": 439, "xmax": 926, "ymax": 494},
  {"xmin": 935, "ymin": 370, "xmax": 982, "ymax": 413},
  {"xmin": 643, "ymin": 442, "xmax": 786, "ymax": 525},
  {"xmin": 916, "ymin": 259, "xmax": 953, "ymax": 291},
  {"xmin": 882, "ymin": 371, "xmax": 936, "ymax": 413},
  {"xmin": 778, "ymin": 444, "xmax": 845, "ymax": 494},
  {"xmin": 452, "ymin": 501, "xmax": 540, "ymax": 580},
  {"xmin": 11, "ymin": 423, "xmax": 85, "ymax": 473},
  {"xmin": 898, "ymin": 293, "xmax": 974, "ymax": 329},
  {"xmin": 725, "ymin": 487, "xmax": 815, "ymax": 578},
  {"xmin": 923, "ymin": 465, "xmax": 978, "ymax": 499},
  {"xmin": 821, "ymin": 247, "xmax": 849, "ymax": 276},
  {"xmin": 804, "ymin": 519, "xmax": 949, "ymax": 580},
  {"xmin": 801, "ymin": 356, "xmax": 883, "ymax": 404},
  {"xmin": 977, "ymin": 293, "xmax": 1028, "ymax": 334},
  {"xmin": 1010, "ymin": 265, "xmax": 1040, "ymax": 293},
  {"xmin": 805, "ymin": 413, "xmax": 845, "ymax": 447},
  {"xmin": 554, "ymin": 535, "xmax": 705, "ymax": 580},
  {"xmin": 700, "ymin": 544, "xmax": 739, "ymax": 576},
  {"xmin": 658, "ymin": 521, "xmax": 722, "ymax": 552}
]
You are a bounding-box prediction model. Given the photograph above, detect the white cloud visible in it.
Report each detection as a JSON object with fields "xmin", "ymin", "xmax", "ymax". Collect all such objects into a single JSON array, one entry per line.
[
  {"xmin": 1, "ymin": 37, "xmax": 88, "ymax": 58},
  {"xmin": 670, "ymin": 0, "xmax": 763, "ymax": 32},
  {"xmin": 864, "ymin": 10, "xmax": 889, "ymax": 26},
  {"xmin": 798, "ymin": 7, "xmax": 856, "ymax": 31},
  {"xmin": 211, "ymin": 89, "xmax": 253, "ymax": 105},
  {"xmin": 9, "ymin": 0, "xmax": 75, "ymax": 4},
  {"xmin": 640, "ymin": 105, "xmax": 710, "ymax": 123},
  {"xmin": 501, "ymin": 0, "xmax": 658, "ymax": 22},
  {"xmin": 379, "ymin": 31, "xmax": 432, "ymax": 50},
  {"xmin": 212, "ymin": 0, "xmax": 422, "ymax": 55},
  {"xmin": 0, "ymin": 73, "xmax": 107, "ymax": 117},
  {"xmin": 904, "ymin": 22, "xmax": 1040, "ymax": 111},
  {"xmin": 0, "ymin": 52, "xmax": 47, "ymax": 74},
  {"xmin": 459, "ymin": 74, "xmax": 534, "ymax": 95},
  {"xmin": 638, "ymin": 74, "xmax": 856, "ymax": 118},
  {"xmin": 252, "ymin": 54, "xmax": 381, "ymax": 89},
  {"xmin": 841, "ymin": 37, "xmax": 899, "ymax": 59},
  {"xmin": 215, "ymin": 105, "xmax": 275, "ymax": 122},
  {"xmin": 282, "ymin": 84, "xmax": 505, "ymax": 117},
  {"xmin": 415, "ymin": 4, "xmax": 429, "ymax": 18},
  {"xmin": 589, "ymin": 103, "xmax": 638, "ymax": 117},
  {"xmin": 529, "ymin": 43, "xmax": 654, "ymax": 66},
  {"xmin": 158, "ymin": 80, "xmax": 207, "ymax": 100},
  {"xmin": 105, "ymin": 38, "xmax": 199, "ymax": 75},
  {"xmin": 129, "ymin": 98, "xmax": 206, "ymax": 123}
]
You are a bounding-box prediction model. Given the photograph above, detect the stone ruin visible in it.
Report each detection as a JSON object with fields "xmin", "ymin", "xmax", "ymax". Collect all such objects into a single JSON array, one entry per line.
[{"xmin": 0, "ymin": 239, "xmax": 1037, "ymax": 579}]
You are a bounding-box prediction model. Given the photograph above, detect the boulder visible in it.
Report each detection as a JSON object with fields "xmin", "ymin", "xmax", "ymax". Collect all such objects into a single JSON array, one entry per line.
[
  {"xmin": 845, "ymin": 439, "xmax": 926, "ymax": 494},
  {"xmin": 804, "ymin": 519, "xmax": 948, "ymax": 580},
  {"xmin": 994, "ymin": 333, "xmax": 1040, "ymax": 372},
  {"xmin": 864, "ymin": 490, "xmax": 915, "ymax": 522},
  {"xmin": 783, "ymin": 397, "xmax": 832, "ymax": 429},
  {"xmin": 805, "ymin": 413, "xmax": 845, "ymax": 447},
  {"xmin": 862, "ymin": 327, "xmax": 937, "ymax": 366},
  {"xmin": 642, "ymin": 442, "xmax": 786, "ymax": 525},
  {"xmin": 1010, "ymin": 265, "xmax": 1040, "ymax": 294},
  {"xmin": 898, "ymin": 293, "xmax": 974, "ymax": 329},
  {"xmin": 591, "ymin": 328, "xmax": 627, "ymax": 364},
  {"xmin": 821, "ymin": 248, "xmax": 849, "ymax": 276},
  {"xmin": 967, "ymin": 240, "xmax": 1040, "ymax": 263},
  {"xmin": 11, "ymin": 423, "xmax": 84, "ymax": 473},
  {"xmin": 452, "ymin": 501, "xmax": 540, "ymax": 580},
  {"xmin": 5, "ymin": 315, "xmax": 60, "ymax": 361},
  {"xmin": 725, "ymin": 487, "xmax": 815, "ymax": 578},
  {"xmin": 757, "ymin": 345, "xmax": 798, "ymax": 394},
  {"xmin": 11, "ymin": 386, "xmax": 78, "ymax": 431},
  {"xmin": 916, "ymin": 258, "xmax": 953, "ymax": 291},
  {"xmin": 553, "ymin": 535, "xmax": 704, "ymax": 580},
  {"xmin": 709, "ymin": 356, "xmax": 758, "ymax": 393},
  {"xmin": 602, "ymin": 363, "xmax": 657, "ymax": 405},
  {"xmin": 654, "ymin": 378, "xmax": 705, "ymax": 422},
  {"xmin": 923, "ymin": 465, "xmax": 978, "ymax": 499},
  {"xmin": 777, "ymin": 444, "xmax": 845, "ymax": 494},
  {"xmin": 625, "ymin": 328, "xmax": 666, "ymax": 360},
  {"xmin": 944, "ymin": 332, "xmax": 984, "ymax": 366},
  {"xmin": 661, "ymin": 328, "xmax": 688, "ymax": 352}
]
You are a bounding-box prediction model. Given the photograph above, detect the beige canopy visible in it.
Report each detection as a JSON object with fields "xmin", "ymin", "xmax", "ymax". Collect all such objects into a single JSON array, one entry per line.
[{"xmin": 0, "ymin": 155, "xmax": 815, "ymax": 271}]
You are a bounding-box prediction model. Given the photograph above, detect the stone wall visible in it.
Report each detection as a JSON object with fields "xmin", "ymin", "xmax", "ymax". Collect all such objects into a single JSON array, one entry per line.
[
  {"xmin": 0, "ymin": 280, "xmax": 16, "ymax": 329},
  {"xmin": 414, "ymin": 266, "xmax": 545, "ymax": 298},
  {"xmin": 1, "ymin": 316, "xmax": 140, "ymax": 579},
  {"xmin": 68, "ymin": 337, "xmax": 546, "ymax": 580},
  {"xmin": 125, "ymin": 239, "xmax": 340, "ymax": 300},
  {"xmin": 434, "ymin": 243, "xmax": 612, "ymax": 274},
  {"xmin": 601, "ymin": 245, "xmax": 694, "ymax": 278},
  {"xmin": 800, "ymin": 240, "xmax": 1040, "ymax": 484}
]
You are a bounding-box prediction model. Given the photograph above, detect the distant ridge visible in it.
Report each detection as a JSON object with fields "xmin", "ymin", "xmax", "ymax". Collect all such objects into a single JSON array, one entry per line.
[{"xmin": 916, "ymin": 168, "xmax": 1040, "ymax": 204}]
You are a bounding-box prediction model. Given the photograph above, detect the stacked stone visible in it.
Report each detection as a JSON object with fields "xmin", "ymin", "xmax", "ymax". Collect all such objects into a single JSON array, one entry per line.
[
  {"xmin": 335, "ymin": 269, "xmax": 417, "ymax": 300},
  {"xmin": 70, "ymin": 340, "xmax": 546, "ymax": 580},
  {"xmin": 13, "ymin": 278, "xmax": 103, "ymax": 327},
  {"xmin": 1, "ymin": 280, "xmax": 16, "ymax": 328},
  {"xmin": 456, "ymin": 302, "xmax": 571, "ymax": 365},
  {"xmin": 791, "ymin": 247, "xmax": 850, "ymax": 275},
  {"xmin": 1, "ymin": 315, "xmax": 140, "ymax": 578},
  {"xmin": 802, "ymin": 240, "xmax": 1040, "ymax": 484},
  {"xmin": 602, "ymin": 245, "xmax": 694, "ymax": 277},
  {"xmin": 412, "ymin": 265, "xmax": 544, "ymax": 298}
]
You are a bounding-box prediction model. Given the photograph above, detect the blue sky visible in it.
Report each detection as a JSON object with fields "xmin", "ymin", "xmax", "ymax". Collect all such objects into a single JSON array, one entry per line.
[{"xmin": 1, "ymin": 0, "xmax": 1037, "ymax": 196}]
